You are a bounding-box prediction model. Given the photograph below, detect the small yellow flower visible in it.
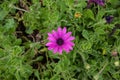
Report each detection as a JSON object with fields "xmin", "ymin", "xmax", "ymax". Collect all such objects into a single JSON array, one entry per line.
[{"xmin": 74, "ymin": 12, "xmax": 82, "ymax": 18}]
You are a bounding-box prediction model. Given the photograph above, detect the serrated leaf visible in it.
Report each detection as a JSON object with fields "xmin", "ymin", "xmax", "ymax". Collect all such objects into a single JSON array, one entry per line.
[
  {"xmin": 84, "ymin": 9, "xmax": 95, "ymax": 20},
  {"xmin": 95, "ymin": 28, "xmax": 105, "ymax": 34},
  {"xmin": 82, "ymin": 29, "xmax": 89, "ymax": 40},
  {"xmin": 80, "ymin": 40, "xmax": 92, "ymax": 50}
]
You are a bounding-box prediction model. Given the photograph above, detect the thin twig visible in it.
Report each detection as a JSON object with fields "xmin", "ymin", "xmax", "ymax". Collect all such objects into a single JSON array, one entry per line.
[{"xmin": 9, "ymin": 4, "xmax": 29, "ymax": 12}]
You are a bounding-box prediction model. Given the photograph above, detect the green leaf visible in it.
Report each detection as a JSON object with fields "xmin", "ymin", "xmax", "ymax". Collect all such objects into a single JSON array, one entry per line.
[
  {"xmin": 34, "ymin": 70, "xmax": 40, "ymax": 80},
  {"xmin": 96, "ymin": 9, "xmax": 105, "ymax": 21},
  {"xmin": 15, "ymin": 71, "xmax": 22, "ymax": 80},
  {"xmin": 84, "ymin": 9, "xmax": 95, "ymax": 20},
  {"xmin": 3, "ymin": 18, "xmax": 16, "ymax": 33},
  {"xmin": 80, "ymin": 40, "xmax": 93, "ymax": 51},
  {"xmin": 82, "ymin": 29, "xmax": 89, "ymax": 40},
  {"xmin": 4, "ymin": 18, "xmax": 15, "ymax": 29},
  {"xmin": 95, "ymin": 27, "xmax": 105, "ymax": 35},
  {"xmin": 20, "ymin": 64, "xmax": 33, "ymax": 79},
  {"xmin": 0, "ymin": 10, "xmax": 8, "ymax": 20},
  {"xmin": 51, "ymin": 74, "xmax": 60, "ymax": 80}
]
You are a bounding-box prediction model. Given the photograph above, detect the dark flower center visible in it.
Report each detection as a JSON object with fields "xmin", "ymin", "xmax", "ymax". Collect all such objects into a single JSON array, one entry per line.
[{"xmin": 56, "ymin": 38, "xmax": 64, "ymax": 46}]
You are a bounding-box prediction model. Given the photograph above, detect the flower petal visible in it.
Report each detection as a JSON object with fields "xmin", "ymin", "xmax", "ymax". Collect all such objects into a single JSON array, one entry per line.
[
  {"xmin": 52, "ymin": 30, "xmax": 58, "ymax": 39},
  {"xmin": 62, "ymin": 27, "xmax": 67, "ymax": 34},
  {"xmin": 57, "ymin": 27, "xmax": 62, "ymax": 37},
  {"xmin": 67, "ymin": 44, "xmax": 73, "ymax": 50},
  {"xmin": 48, "ymin": 33, "xmax": 52, "ymax": 37},
  {"xmin": 58, "ymin": 47, "xmax": 63, "ymax": 54},
  {"xmin": 46, "ymin": 42, "xmax": 57, "ymax": 47},
  {"xmin": 48, "ymin": 44, "xmax": 57, "ymax": 50},
  {"xmin": 66, "ymin": 36, "xmax": 75, "ymax": 41},
  {"xmin": 48, "ymin": 37, "xmax": 56, "ymax": 42},
  {"xmin": 48, "ymin": 47, "xmax": 53, "ymax": 50},
  {"xmin": 62, "ymin": 45, "xmax": 70, "ymax": 53},
  {"xmin": 48, "ymin": 33, "xmax": 56, "ymax": 40},
  {"xmin": 46, "ymin": 42, "xmax": 53, "ymax": 46},
  {"xmin": 63, "ymin": 32, "xmax": 72, "ymax": 40},
  {"xmin": 66, "ymin": 42, "xmax": 75, "ymax": 46},
  {"xmin": 53, "ymin": 47, "xmax": 59, "ymax": 54}
]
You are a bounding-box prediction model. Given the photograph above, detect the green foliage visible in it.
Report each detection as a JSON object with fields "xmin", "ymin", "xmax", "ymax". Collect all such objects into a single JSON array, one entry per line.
[{"xmin": 0, "ymin": 0, "xmax": 120, "ymax": 80}]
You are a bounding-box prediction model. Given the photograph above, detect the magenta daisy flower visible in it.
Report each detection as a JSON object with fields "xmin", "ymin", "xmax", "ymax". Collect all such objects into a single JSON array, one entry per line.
[{"xmin": 46, "ymin": 27, "xmax": 75, "ymax": 54}]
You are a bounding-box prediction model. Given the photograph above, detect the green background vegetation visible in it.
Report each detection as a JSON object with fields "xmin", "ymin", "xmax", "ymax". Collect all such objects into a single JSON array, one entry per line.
[{"xmin": 0, "ymin": 0, "xmax": 120, "ymax": 80}]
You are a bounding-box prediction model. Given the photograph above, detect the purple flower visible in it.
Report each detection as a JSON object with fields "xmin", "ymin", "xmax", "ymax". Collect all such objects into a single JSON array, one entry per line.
[
  {"xmin": 46, "ymin": 27, "xmax": 75, "ymax": 54},
  {"xmin": 87, "ymin": 0, "xmax": 105, "ymax": 7},
  {"xmin": 105, "ymin": 16, "xmax": 114, "ymax": 24}
]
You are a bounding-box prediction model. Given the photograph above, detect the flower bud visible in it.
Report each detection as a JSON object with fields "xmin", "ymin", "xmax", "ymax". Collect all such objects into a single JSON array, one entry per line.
[{"xmin": 74, "ymin": 12, "xmax": 82, "ymax": 18}]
